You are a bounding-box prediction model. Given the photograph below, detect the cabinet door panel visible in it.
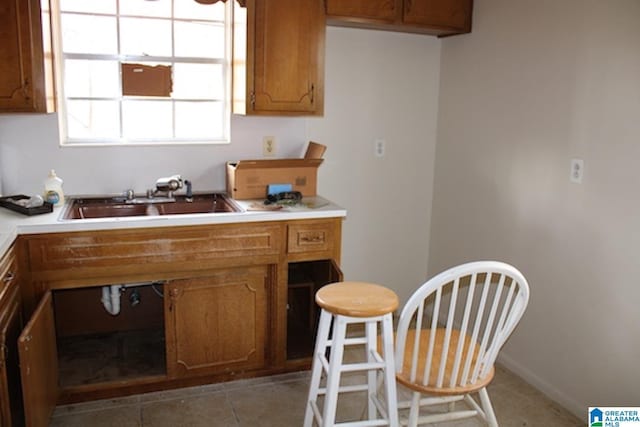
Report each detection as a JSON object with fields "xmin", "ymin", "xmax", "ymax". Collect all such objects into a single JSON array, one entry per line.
[
  {"xmin": 165, "ymin": 266, "xmax": 268, "ymax": 378},
  {"xmin": 326, "ymin": 0, "xmax": 398, "ymax": 22},
  {"xmin": 403, "ymin": 0, "xmax": 472, "ymax": 31},
  {"xmin": 250, "ymin": 0, "xmax": 324, "ymax": 114},
  {"xmin": 18, "ymin": 292, "xmax": 58, "ymax": 427},
  {"xmin": 0, "ymin": 0, "xmax": 48, "ymax": 112}
]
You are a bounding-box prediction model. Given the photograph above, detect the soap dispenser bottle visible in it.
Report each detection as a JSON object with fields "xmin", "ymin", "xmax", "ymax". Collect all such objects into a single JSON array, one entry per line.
[{"xmin": 44, "ymin": 169, "xmax": 65, "ymax": 206}]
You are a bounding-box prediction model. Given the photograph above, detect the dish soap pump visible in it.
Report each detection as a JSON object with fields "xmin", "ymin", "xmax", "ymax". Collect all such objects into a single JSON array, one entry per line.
[{"xmin": 44, "ymin": 169, "xmax": 65, "ymax": 206}]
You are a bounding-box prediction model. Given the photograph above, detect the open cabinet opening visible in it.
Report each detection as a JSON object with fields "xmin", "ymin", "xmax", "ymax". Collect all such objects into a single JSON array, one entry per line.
[
  {"xmin": 53, "ymin": 283, "xmax": 166, "ymax": 387},
  {"xmin": 287, "ymin": 260, "xmax": 340, "ymax": 360}
]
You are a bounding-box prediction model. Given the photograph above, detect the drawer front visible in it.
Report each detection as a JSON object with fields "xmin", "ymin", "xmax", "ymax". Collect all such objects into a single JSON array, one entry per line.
[
  {"xmin": 287, "ymin": 219, "xmax": 338, "ymax": 254},
  {"xmin": 0, "ymin": 246, "xmax": 17, "ymax": 300},
  {"xmin": 25, "ymin": 223, "xmax": 283, "ymax": 277}
]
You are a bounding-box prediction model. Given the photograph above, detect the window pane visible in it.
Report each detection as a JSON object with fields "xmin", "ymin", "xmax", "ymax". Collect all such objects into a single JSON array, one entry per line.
[
  {"xmin": 172, "ymin": 63, "xmax": 223, "ymax": 100},
  {"xmin": 174, "ymin": 1, "xmax": 225, "ymax": 21},
  {"xmin": 60, "ymin": 0, "xmax": 115, "ymax": 14},
  {"xmin": 67, "ymin": 100, "xmax": 120, "ymax": 140},
  {"xmin": 174, "ymin": 21, "xmax": 224, "ymax": 59},
  {"xmin": 122, "ymin": 101, "xmax": 173, "ymax": 139},
  {"xmin": 61, "ymin": 14, "xmax": 117, "ymax": 54},
  {"xmin": 119, "ymin": 0, "xmax": 171, "ymax": 18},
  {"xmin": 120, "ymin": 18, "xmax": 172, "ymax": 57},
  {"xmin": 175, "ymin": 102, "xmax": 223, "ymax": 139},
  {"xmin": 64, "ymin": 60, "xmax": 120, "ymax": 98}
]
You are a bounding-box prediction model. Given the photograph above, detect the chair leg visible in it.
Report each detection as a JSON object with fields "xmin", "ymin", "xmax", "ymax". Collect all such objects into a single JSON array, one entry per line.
[
  {"xmin": 408, "ymin": 391, "xmax": 421, "ymax": 427},
  {"xmin": 478, "ymin": 387, "xmax": 498, "ymax": 427},
  {"xmin": 304, "ymin": 309, "xmax": 333, "ymax": 427}
]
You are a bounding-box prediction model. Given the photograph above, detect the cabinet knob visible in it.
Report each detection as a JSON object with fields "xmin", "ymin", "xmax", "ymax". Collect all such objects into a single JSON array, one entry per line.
[{"xmin": 2, "ymin": 272, "xmax": 14, "ymax": 283}]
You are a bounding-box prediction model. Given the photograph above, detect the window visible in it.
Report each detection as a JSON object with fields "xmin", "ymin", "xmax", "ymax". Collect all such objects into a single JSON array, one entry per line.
[{"xmin": 52, "ymin": 0, "xmax": 231, "ymax": 145}]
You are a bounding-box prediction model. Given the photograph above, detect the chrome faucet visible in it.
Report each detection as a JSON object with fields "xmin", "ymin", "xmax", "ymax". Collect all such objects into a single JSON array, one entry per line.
[{"xmin": 154, "ymin": 174, "xmax": 183, "ymax": 198}]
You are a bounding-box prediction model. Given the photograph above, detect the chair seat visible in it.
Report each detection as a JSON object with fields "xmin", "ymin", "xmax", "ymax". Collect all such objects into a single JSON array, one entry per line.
[{"xmin": 396, "ymin": 328, "xmax": 495, "ymax": 395}]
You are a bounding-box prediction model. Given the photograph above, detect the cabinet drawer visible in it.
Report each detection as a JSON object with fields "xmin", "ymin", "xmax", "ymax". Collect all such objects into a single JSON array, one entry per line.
[
  {"xmin": 287, "ymin": 220, "xmax": 338, "ymax": 254},
  {"xmin": 24, "ymin": 223, "xmax": 283, "ymax": 283},
  {"xmin": 0, "ymin": 246, "xmax": 17, "ymax": 301}
]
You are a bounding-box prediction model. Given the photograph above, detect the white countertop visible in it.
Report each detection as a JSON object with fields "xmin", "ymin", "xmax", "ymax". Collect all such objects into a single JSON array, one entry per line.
[{"xmin": 0, "ymin": 196, "xmax": 346, "ymax": 256}]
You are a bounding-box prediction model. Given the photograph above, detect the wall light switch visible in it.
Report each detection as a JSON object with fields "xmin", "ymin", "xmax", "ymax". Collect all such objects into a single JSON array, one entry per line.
[{"xmin": 570, "ymin": 158, "xmax": 584, "ymax": 184}]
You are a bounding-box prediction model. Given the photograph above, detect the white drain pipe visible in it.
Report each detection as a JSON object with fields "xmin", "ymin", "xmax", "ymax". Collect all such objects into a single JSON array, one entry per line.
[{"xmin": 101, "ymin": 285, "xmax": 122, "ymax": 316}]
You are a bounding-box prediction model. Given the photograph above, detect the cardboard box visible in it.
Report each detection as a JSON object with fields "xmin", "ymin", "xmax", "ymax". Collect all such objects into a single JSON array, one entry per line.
[{"xmin": 226, "ymin": 158, "xmax": 323, "ymax": 200}]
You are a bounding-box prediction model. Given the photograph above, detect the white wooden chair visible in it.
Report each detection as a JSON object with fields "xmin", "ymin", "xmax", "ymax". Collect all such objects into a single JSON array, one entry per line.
[{"xmin": 393, "ymin": 261, "xmax": 530, "ymax": 426}]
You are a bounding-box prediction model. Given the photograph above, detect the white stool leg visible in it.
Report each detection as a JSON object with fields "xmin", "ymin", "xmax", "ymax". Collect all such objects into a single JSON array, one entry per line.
[
  {"xmin": 381, "ymin": 313, "xmax": 399, "ymax": 427},
  {"xmin": 322, "ymin": 314, "xmax": 348, "ymax": 425},
  {"xmin": 304, "ymin": 309, "xmax": 333, "ymax": 427},
  {"xmin": 365, "ymin": 319, "xmax": 378, "ymax": 421}
]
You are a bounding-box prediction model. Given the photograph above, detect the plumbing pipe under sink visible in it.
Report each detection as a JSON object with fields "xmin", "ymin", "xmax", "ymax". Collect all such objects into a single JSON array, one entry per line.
[
  {"xmin": 100, "ymin": 282, "xmax": 164, "ymax": 315},
  {"xmin": 101, "ymin": 285, "xmax": 122, "ymax": 316}
]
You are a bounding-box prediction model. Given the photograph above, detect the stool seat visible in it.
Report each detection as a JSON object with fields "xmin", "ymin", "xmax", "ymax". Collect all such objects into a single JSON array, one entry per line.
[{"xmin": 315, "ymin": 282, "xmax": 399, "ymax": 317}]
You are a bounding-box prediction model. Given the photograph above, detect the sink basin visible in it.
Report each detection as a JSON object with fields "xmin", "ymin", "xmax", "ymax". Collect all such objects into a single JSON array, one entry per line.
[{"xmin": 62, "ymin": 194, "xmax": 242, "ymax": 220}]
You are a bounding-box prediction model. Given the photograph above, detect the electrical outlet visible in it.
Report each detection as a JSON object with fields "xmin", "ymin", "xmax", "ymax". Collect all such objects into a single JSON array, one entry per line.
[
  {"xmin": 374, "ymin": 138, "xmax": 386, "ymax": 158},
  {"xmin": 570, "ymin": 158, "xmax": 584, "ymax": 184},
  {"xmin": 263, "ymin": 136, "xmax": 276, "ymax": 157}
]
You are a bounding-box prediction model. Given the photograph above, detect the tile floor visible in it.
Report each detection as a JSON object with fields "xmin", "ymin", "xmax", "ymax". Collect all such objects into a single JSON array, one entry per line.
[{"xmin": 50, "ymin": 364, "xmax": 583, "ymax": 426}]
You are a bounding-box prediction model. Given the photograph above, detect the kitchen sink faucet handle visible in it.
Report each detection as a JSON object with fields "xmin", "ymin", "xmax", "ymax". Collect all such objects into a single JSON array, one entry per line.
[{"xmin": 185, "ymin": 180, "xmax": 193, "ymax": 202}]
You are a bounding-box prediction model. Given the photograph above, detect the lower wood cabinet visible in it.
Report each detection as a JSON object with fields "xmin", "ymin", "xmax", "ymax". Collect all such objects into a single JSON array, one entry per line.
[
  {"xmin": 165, "ymin": 266, "xmax": 268, "ymax": 378},
  {"xmin": 0, "ymin": 245, "xmax": 24, "ymax": 427},
  {"xmin": 8, "ymin": 217, "xmax": 343, "ymax": 426}
]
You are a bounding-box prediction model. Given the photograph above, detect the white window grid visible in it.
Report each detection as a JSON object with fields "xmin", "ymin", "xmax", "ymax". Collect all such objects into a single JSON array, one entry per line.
[{"xmin": 52, "ymin": 0, "xmax": 231, "ymax": 146}]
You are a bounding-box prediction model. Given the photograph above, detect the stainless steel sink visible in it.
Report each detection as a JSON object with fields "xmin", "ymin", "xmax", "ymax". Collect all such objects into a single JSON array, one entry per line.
[{"xmin": 62, "ymin": 193, "xmax": 242, "ymax": 220}]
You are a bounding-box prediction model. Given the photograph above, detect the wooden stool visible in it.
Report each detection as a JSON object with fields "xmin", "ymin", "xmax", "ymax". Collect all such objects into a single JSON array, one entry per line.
[{"xmin": 304, "ymin": 282, "xmax": 400, "ymax": 427}]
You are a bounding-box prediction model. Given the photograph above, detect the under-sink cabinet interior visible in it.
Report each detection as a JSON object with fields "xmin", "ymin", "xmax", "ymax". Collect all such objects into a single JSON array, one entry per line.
[{"xmin": 10, "ymin": 217, "xmax": 342, "ymax": 427}]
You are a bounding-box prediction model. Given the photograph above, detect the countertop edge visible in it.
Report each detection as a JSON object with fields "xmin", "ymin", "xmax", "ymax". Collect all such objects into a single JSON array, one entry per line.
[{"xmin": 0, "ymin": 196, "xmax": 346, "ymax": 255}]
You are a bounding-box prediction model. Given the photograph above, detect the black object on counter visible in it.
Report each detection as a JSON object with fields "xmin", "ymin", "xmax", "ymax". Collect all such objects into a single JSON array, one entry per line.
[
  {"xmin": 265, "ymin": 191, "xmax": 303, "ymax": 205},
  {"xmin": 0, "ymin": 195, "xmax": 54, "ymax": 216}
]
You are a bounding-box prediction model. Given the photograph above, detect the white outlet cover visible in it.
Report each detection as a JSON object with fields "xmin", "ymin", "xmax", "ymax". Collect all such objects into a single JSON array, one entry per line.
[{"xmin": 570, "ymin": 158, "xmax": 584, "ymax": 184}]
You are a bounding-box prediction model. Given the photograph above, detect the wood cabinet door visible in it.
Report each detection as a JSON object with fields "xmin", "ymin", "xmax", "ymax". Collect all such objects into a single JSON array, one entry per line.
[
  {"xmin": 165, "ymin": 266, "xmax": 268, "ymax": 378},
  {"xmin": 0, "ymin": 286, "xmax": 24, "ymax": 427},
  {"xmin": 248, "ymin": 0, "xmax": 325, "ymax": 115},
  {"xmin": 402, "ymin": 0, "xmax": 472, "ymax": 31},
  {"xmin": 326, "ymin": 0, "xmax": 398, "ymax": 22},
  {"xmin": 0, "ymin": 0, "xmax": 48, "ymax": 112},
  {"xmin": 18, "ymin": 292, "xmax": 58, "ymax": 427}
]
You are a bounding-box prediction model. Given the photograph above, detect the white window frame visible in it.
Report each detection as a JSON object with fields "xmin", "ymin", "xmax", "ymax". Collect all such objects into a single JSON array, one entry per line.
[{"xmin": 50, "ymin": 0, "xmax": 232, "ymax": 147}]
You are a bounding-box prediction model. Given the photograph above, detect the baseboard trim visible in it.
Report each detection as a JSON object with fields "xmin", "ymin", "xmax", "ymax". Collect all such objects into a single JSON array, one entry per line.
[{"xmin": 497, "ymin": 352, "xmax": 584, "ymax": 419}]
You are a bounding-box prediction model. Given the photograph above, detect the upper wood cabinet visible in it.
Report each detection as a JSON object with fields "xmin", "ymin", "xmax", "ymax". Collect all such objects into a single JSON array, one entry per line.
[
  {"xmin": 0, "ymin": 0, "xmax": 54, "ymax": 113},
  {"xmin": 326, "ymin": 0, "xmax": 398, "ymax": 24},
  {"xmin": 326, "ymin": 0, "xmax": 473, "ymax": 37},
  {"xmin": 232, "ymin": 0, "xmax": 325, "ymax": 116}
]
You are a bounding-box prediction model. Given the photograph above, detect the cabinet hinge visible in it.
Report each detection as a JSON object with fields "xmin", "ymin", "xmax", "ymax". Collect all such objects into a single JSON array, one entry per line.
[
  {"xmin": 310, "ymin": 84, "xmax": 315, "ymax": 104},
  {"xmin": 250, "ymin": 91, "xmax": 256, "ymax": 107},
  {"xmin": 0, "ymin": 343, "xmax": 6, "ymax": 366}
]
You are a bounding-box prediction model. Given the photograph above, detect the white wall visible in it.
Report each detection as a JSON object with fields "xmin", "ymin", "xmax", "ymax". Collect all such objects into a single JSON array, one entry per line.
[
  {"xmin": 430, "ymin": 0, "xmax": 640, "ymax": 416},
  {"xmin": 308, "ymin": 27, "xmax": 440, "ymax": 303},
  {"xmin": 0, "ymin": 26, "xmax": 440, "ymax": 304}
]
